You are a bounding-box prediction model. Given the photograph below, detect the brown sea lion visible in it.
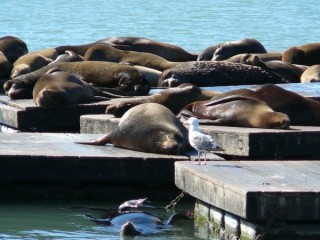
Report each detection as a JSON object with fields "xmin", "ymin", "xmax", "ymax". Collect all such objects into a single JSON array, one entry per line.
[
  {"xmin": 0, "ymin": 51, "xmax": 12, "ymax": 79},
  {"xmin": 197, "ymin": 38, "xmax": 267, "ymax": 61},
  {"xmin": 178, "ymin": 95, "xmax": 290, "ymax": 129},
  {"xmin": 76, "ymin": 103, "xmax": 188, "ymax": 155},
  {"xmin": 238, "ymin": 54, "xmax": 306, "ymax": 83},
  {"xmin": 300, "ymin": 65, "xmax": 320, "ymax": 83},
  {"xmin": 33, "ymin": 68, "xmax": 126, "ymax": 108},
  {"xmin": 282, "ymin": 42, "xmax": 320, "ymax": 66},
  {"xmin": 0, "ymin": 36, "xmax": 28, "ymax": 64},
  {"xmin": 11, "ymin": 48, "xmax": 59, "ymax": 78},
  {"xmin": 106, "ymin": 83, "xmax": 220, "ymax": 117},
  {"xmin": 216, "ymin": 84, "xmax": 320, "ymax": 126},
  {"xmin": 158, "ymin": 61, "xmax": 288, "ymax": 88},
  {"xmin": 223, "ymin": 52, "xmax": 283, "ymax": 63},
  {"xmin": 96, "ymin": 36, "xmax": 197, "ymax": 61},
  {"xmin": 55, "ymin": 37, "xmax": 197, "ymax": 62},
  {"xmin": 4, "ymin": 61, "xmax": 150, "ymax": 100},
  {"xmin": 83, "ymin": 44, "xmax": 178, "ymax": 71}
]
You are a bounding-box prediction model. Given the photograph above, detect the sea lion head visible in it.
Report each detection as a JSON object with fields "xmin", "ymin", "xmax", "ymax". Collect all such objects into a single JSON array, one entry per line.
[{"xmin": 254, "ymin": 111, "xmax": 291, "ymax": 129}]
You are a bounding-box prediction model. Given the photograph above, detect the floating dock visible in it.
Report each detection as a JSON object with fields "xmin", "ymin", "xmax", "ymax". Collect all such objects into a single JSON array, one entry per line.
[
  {"xmin": 175, "ymin": 161, "xmax": 320, "ymax": 239},
  {"xmin": 1, "ymin": 83, "xmax": 320, "ymax": 239}
]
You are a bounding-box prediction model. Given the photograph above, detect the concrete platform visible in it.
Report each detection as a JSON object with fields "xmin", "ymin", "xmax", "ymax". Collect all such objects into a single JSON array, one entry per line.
[
  {"xmin": 81, "ymin": 114, "xmax": 320, "ymax": 159},
  {"xmin": 175, "ymin": 161, "xmax": 320, "ymax": 221}
]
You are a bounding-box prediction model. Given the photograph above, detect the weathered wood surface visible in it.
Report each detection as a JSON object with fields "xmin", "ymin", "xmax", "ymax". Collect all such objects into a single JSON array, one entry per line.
[
  {"xmin": 81, "ymin": 114, "xmax": 320, "ymax": 159},
  {"xmin": 175, "ymin": 161, "xmax": 320, "ymax": 221},
  {"xmin": 0, "ymin": 132, "xmax": 188, "ymax": 184}
]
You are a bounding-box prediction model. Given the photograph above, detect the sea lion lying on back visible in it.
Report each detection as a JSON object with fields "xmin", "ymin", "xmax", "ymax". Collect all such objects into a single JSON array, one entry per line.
[
  {"xmin": 217, "ymin": 84, "xmax": 320, "ymax": 126},
  {"xmin": 178, "ymin": 95, "xmax": 290, "ymax": 129},
  {"xmin": 76, "ymin": 103, "xmax": 188, "ymax": 155},
  {"xmin": 106, "ymin": 83, "xmax": 220, "ymax": 117},
  {"xmin": 33, "ymin": 68, "xmax": 125, "ymax": 108}
]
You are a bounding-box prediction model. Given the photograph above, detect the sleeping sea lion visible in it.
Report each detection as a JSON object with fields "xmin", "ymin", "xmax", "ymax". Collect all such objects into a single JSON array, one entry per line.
[
  {"xmin": 178, "ymin": 95, "xmax": 290, "ymax": 129},
  {"xmin": 83, "ymin": 44, "xmax": 178, "ymax": 71},
  {"xmin": 11, "ymin": 48, "xmax": 59, "ymax": 78},
  {"xmin": 198, "ymin": 38, "xmax": 267, "ymax": 61},
  {"xmin": 158, "ymin": 61, "xmax": 288, "ymax": 87},
  {"xmin": 282, "ymin": 42, "xmax": 320, "ymax": 66},
  {"xmin": 0, "ymin": 36, "xmax": 28, "ymax": 64},
  {"xmin": 4, "ymin": 61, "xmax": 150, "ymax": 100},
  {"xmin": 76, "ymin": 103, "xmax": 188, "ymax": 155},
  {"xmin": 33, "ymin": 68, "xmax": 125, "ymax": 108},
  {"xmin": 106, "ymin": 83, "xmax": 220, "ymax": 117},
  {"xmin": 216, "ymin": 84, "xmax": 320, "ymax": 126},
  {"xmin": 300, "ymin": 64, "xmax": 320, "ymax": 83}
]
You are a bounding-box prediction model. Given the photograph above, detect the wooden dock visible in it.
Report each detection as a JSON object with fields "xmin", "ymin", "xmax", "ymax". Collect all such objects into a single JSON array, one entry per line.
[
  {"xmin": 0, "ymin": 132, "xmax": 188, "ymax": 200},
  {"xmin": 175, "ymin": 161, "xmax": 320, "ymax": 239}
]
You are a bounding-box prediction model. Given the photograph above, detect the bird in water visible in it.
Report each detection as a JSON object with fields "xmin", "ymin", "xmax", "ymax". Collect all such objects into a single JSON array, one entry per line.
[{"xmin": 187, "ymin": 117, "xmax": 223, "ymax": 165}]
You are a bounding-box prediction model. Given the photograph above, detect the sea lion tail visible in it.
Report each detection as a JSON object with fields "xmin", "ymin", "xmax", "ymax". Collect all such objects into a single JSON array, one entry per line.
[{"xmin": 75, "ymin": 133, "xmax": 112, "ymax": 146}]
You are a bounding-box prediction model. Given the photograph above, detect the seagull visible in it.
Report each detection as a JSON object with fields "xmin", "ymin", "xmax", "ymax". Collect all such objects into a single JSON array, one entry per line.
[{"xmin": 187, "ymin": 117, "xmax": 223, "ymax": 165}]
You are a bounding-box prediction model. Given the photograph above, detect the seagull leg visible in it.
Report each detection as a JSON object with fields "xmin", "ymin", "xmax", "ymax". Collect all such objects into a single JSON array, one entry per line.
[
  {"xmin": 201, "ymin": 153, "xmax": 207, "ymax": 165},
  {"xmin": 193, "ymin": 151, "xmax": 201, "ymax": 165}
]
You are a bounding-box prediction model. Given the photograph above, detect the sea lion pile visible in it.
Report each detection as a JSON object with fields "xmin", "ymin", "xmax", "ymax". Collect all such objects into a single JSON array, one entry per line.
[{"xmin": 2, "ymin": 35, "xmax": 320, "ymax": 155}]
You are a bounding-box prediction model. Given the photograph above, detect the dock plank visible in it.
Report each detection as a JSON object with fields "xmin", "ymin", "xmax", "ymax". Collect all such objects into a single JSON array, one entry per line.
[
  {"xmin": 175, "ymin": 161, "xmax": 320, "ymax": 221},
  {"xmin": 0, "ymin": 132, "xmax": 188, "ymax": 184}
]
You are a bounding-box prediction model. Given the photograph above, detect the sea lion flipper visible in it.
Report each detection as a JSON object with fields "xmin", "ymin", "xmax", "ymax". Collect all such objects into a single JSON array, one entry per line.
[{"xmin": 75, "ymin": 133, "xmax": 112, "ymax": 146}]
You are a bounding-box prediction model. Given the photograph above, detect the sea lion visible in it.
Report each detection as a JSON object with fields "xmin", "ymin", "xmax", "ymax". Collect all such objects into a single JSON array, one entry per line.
[
  {"xmin": 106, "ymin": 83, "xmax": 220, "ymax": 117},
  {"xmin": 282, "ymin": 42, "xmax": 320, "ymax": 66},
  {"xmin": 48, "ymin": 50, "xmax": 83, "ymax": 65},
  {"xmin": 4, "ymin": 61, "xmax": 150, "ymax": 100},
  {"xmin": 197, "ymin": 38, "xmax": 267, "ymax": 61},
  {"xmin": 238, "ymin": 54, "xmax": 306, "ymax": 83},
  {"xmin": 55, "ymin": 37, "xmax": 197, "ymax": 62},
  {"xmin": 223, "ymin": 52, "xmax": 283, "ymax": 63},
  {"xmin": 300, "ymin": 64, "xmax": 320, "ymax": 83},
  {"xmin": 33, "ymin": 68, "xmax": 125, "ymax": 108},
  {"xmin": 96, "ymin": 36, "xmax": 198, "ymax": 61},
  {"xmin": 87, "ymin": 211, "xmax": 193, "ymax": 237},
  {"xmin": 0, "ymin": 36, "xmax": 28, "ymax": 64},
  {"xmin": 216, "ymin": 84, "xmax": 320, "ymax": 126},
  {"xmin": 76, "ymin": 103, "xmax": 188, "ymax": 155},
  {"xmin": 83, "ymin": 44, "xmax": 178, "ymax": 71},
  {"xmin": 10, "ymin": 48, "xmax": 59, "ymax": 78},
  {"xmin": 178, "ymin": 95, "xmax": 291, "ymax": 129},
  {"xmin": 158, "ymin": 61, "xmax": 288, "ymax": 88},
  {"xmin": 0, "ymin": 51, "xmax": 12, "ymax": 79}
]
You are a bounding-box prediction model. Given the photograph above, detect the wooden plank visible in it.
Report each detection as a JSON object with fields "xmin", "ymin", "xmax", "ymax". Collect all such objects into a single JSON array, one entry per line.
[
  {"xmin": 175, "ymin": 161, "xmax": 320, "ymax": 221},
  {"xmin": 0, "ymin": 132, "xmax": 188, "ymax": 184}
]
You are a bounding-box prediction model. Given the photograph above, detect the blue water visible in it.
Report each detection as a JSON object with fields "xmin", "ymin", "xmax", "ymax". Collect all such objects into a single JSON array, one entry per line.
[
  {"xmin": 1, "ymin": 0, "xmax": 320, "ymax": 53},
  {"xmin": 1, "ymin": 1, "xmax": 319, "ymax": 239}
]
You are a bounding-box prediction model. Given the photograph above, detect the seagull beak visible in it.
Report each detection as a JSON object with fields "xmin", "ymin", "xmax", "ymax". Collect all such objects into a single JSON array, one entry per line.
[{"xmin": 214, "ymin": 146, "xmax": 225, "ymax": 152}]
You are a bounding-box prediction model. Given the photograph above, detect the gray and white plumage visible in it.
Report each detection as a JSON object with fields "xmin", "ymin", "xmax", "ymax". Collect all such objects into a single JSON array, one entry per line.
[{"xmin": 187, "ymin": 117, "xmax": 222, "ymax": 165}]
